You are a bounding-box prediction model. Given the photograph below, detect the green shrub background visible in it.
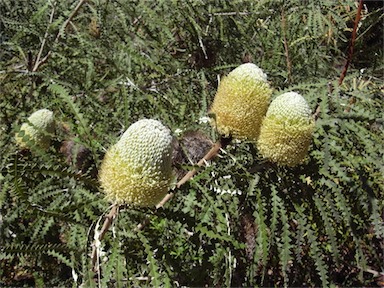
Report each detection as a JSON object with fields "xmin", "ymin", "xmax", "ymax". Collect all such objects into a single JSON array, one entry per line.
[{"xmin": 0, "ymin": 0, "xmax": 383, "ymax": 287}]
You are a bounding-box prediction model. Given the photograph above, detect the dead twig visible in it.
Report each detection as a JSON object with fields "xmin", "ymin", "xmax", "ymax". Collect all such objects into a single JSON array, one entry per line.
[
  {"xmin": 156, "ymin": 137, "xmax": 231, "ymax": 209},
  {"xmin": 91, "ymin": 204, "xmax": 118, "ymax": 273}
]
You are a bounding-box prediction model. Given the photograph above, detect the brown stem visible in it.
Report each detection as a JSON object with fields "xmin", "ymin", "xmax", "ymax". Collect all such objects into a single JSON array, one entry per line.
[
  {"xmin": 313, "ymin": 105, "xmax": 321, "ymax": 121},
  {"xmin": 155, "ymin": 137, "xmax": 227, "ymax": 209},
  {"xmin": 91, "ymin": 204, "xmax": 118, "ymax": 272},
  {"xmin": 338, "ymin": 0, "xmax": 364, "ymax": 86}
]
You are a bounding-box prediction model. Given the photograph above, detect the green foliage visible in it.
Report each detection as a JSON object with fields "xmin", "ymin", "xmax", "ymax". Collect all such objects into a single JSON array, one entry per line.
[{"xmin": 1, "ymin": 0, "xmax": 383, "ymax": 287}]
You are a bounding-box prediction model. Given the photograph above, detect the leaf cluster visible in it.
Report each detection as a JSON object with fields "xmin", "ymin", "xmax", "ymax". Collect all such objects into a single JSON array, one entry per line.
[{"xmin": 1, "ymin": 0, "xmax": 383, "ymax": 287}]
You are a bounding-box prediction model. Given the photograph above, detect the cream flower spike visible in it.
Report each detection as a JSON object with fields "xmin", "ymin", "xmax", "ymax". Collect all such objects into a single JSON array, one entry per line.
[
  {"xmin": 257, "ymin": 92, "xmax": 315, "ymax": 167},
  {"xmin": 209, "ymin": 63, "xmax": 272, "ymax": 141},
  {"xmin": 15, "ymin": 109, "xmax": 55, "ymax": 150},
  {"xmin": 99, "ymin": 119, "xmax": 173, "ymax": 206}
]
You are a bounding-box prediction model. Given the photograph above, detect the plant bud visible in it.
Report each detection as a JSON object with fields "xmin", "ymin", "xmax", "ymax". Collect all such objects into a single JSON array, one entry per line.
[
  {"xmin": 99, "ymin": 119, "xmax": 173, "ymax": 206},
  {"xmin": 15, "ymin": 109, "xmax": 55, "ymax": 150},
  {"xmin": 209, "ymin": 63, "xmax": 272, "ymax": 141},
  {"xmin": 257, "ymin": 92, "xmax": 315, "ymax": 167}
]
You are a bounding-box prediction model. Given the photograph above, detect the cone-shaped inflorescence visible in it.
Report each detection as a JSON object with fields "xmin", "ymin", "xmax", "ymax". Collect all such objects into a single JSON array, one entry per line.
[
  {"xmin": 15, "ymin": 109, "xmax": 55, "ymax": 150},
  {"xmin": 99, "ymin": 119, "xmax": 173, "ymax": 206},
  {"xmin": 257, "ymin": 92, "xmax": 315, "ymax": 167},
  {"xmin": 209, "ymin": 63, "xmax": 272, "ymax": 141}
]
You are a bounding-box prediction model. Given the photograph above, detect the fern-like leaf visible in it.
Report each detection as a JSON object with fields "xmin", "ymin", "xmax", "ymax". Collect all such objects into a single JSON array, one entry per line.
[
  {"xmin": 138, "ymin": 233, "xmax": 162, "ymax": 287},
  {"xmin": 277, "ymin": 196, "xmax": 292, "ymax": 288},
  {"xmin": 47, "ymin": 249, "xmax": 73, "ymax": 269},
  {"xmin": 313, "ymin": 194, "xmax": 340, "ymax": 264},
  {"xmin": 298, "ymin": 215, "xmax": 329, "ymax": 287}
]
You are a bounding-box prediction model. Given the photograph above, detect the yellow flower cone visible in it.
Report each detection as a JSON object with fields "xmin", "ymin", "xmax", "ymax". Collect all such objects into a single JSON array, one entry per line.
[
  {"xmin": 257, "ymin": 92, "xmax": 315, "ymax": 167},
  {"xmin": 209, "ymin": 63, "xmax": 272, "ymax": 141},
  {"xmin": 15, "ymin": 109, "xmax": 55, "ymax": 150},
  {"xmin": 99, "ymin": 119, "xmax": 173, "ymax": 206}
]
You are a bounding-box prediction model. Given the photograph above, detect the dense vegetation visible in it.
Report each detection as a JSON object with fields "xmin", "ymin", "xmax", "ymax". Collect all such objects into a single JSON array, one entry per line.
[{"xmin": 1, "ymin": 0, "xmax": 383, "ymax": 287}]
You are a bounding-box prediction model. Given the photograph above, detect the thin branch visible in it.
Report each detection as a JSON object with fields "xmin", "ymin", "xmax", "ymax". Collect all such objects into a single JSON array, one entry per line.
[
  {"xmin": 281, "ymin": 8, "xmax": 292, "ymax": 83},
  {"xmin": 155, "ymin": 137, "xmax": 229, "ymax": 209},
  {"xmin": 33, "ymin": 0, "xmax": 87, "ymax": 71},
  {"xmin": 362, "ymin": 268, "xmax": 382, "ymax": 278},
  {"xmin": 338, "ymin": 0, "xmax": 364, "ymax": 86},
  {"xmin": 344, "ymin": 96, "xmax": 356, "ymax": 113},
  {"xmin": 210, "ymin": 11, "xmax": 271, "ymax": 16},
  {"xmin": 313, "ymin": 105, "xmax": 321, "ymax": 121},
  {"xmin": 32, "ymin": 1, "xmax": 57, "ymax": 72},
  {"xmin": 91, "ymin": 204, "xmax": 118, "ymax": 272},
  {"xmin": 135, "ymin": 217, "xmax": 150, "ymax": 232}
]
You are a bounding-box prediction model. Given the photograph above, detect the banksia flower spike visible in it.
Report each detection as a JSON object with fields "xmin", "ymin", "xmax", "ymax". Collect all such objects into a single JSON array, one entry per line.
[
  {"xmin": 99, "ymin": 119, "xmax": 173, "ymax": 206},
  {"xmin": 257, "ymin": 92, "xmax": 315, "ymax": 167},
  {"xmin": 209, "ymin": 63, "xmax": 272, "ymax": 141},
  {"xmin": 15, "ymin": 109, "xmax": 55, "ymax": 150}
]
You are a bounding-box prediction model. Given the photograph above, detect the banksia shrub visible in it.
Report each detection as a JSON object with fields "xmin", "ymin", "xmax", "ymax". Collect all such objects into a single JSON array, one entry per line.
[
  {"xmin": 257, "ymin": 92, "xmax": 315, "ymax": 167},
  {"xmin": 209, "ymin": 63, "xmax": 272, "ymax": 141},
  {"xmin": 99, "ymin": 119, "xmax": 173, "ymax": 206},
  {"xmin": 15, "ymin": 109, "xmax": 55, "ymax": 150}
]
